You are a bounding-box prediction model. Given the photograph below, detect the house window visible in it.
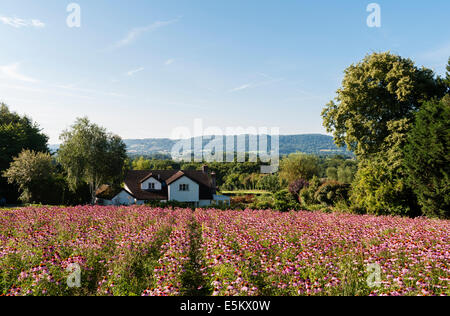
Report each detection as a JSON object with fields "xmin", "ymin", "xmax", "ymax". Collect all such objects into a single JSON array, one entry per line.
[
  {"xmin": 179, "ymin": 184, "xmax": 189, "ymax": 191},
  {"xmin": 148, "ymin": 183, "xmax": 155, "ymax": 190}
]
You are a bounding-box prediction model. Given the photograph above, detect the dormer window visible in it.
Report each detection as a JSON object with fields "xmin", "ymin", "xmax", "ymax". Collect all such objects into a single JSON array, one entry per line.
[{"xmin": 179, "ymin": 184, "xmax": 189, "ymax": 191}]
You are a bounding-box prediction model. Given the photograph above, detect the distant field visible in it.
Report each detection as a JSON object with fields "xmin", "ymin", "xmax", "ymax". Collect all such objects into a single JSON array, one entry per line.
[{"xmin": 1, "ymin": 206, "xmax": 448, "ymax": 296}]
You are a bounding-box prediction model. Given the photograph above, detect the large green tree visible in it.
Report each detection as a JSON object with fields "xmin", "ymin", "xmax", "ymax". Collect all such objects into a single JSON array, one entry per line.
[
  {"xmin": 403, "ymin": 96, "xmax": 450, "ymax": 218},
  {"xmin": 279, "ymin": 152, "xmax": 319, "ymax": 183},
  {"xmin": 322, "ymin": 52, "xmax": 446, "ymax": 158},
  {"xmin": 322, "ymin": 52, "xmax": 446, "ymax": 216},
  {"xmin": 3, "ymin": 150, "xmax": 55, "ymax": 204},
  {"xmin": 351, "ymin": 118, "xmax": 421, "ymax": 216},
  {"xmin": 0, "ymin": 104, "xmax": 48, "ymax": 170},
  {"xmin": 0, "ymin": 104, "xmax": 48, "ymax": 201},
  {"xmin": 57, "ymin": 117, "xmax": 127, "ymax": 203}
]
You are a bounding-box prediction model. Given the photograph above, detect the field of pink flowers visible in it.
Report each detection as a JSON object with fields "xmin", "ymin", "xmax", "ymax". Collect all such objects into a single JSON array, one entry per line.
[{"xmin": 0, "ymin": 206, "xmax": 448, "ymax": 296}]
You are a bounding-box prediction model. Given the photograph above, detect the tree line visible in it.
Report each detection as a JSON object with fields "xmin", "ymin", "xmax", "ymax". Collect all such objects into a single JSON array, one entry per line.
[
  {"xmin": 0, "ymin": 112, "xmax": 126, "ymax": 206},
  {"xmin": 246, "ymin": 53, "xmax": 449, "ymax": 218},
  {"xmin": 0, "ymin": 52, "xmax": 448, "ymax": 219}
]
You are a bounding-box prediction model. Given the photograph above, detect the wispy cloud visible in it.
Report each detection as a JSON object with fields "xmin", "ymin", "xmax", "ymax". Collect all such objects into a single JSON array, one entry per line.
[
  {"xmin": 229, "ymin": 73, "xmax": 283, "ymax": 93},
  {"xmin": 0, "ymin": 63, "xmax": 38, "ymax": 83},
  {"xmin": 0, "ymin": 16, "xmax": 45, "ymax": 28},
  {"xmin": 126, "ymin": 67, "xmax": 145, "ymax": 76},
  {"xmin": 165, "ymin": 59, "xmax": 175, "ymax": 65},
  {"xmin": 230, "ymin": 83, "xmax": 252, "ymax": 92},
  {"xmin": 31, "ymin": 19, "xmax": 45, "ymax": 28},
  {"xmin": 113, "ymin": 18, "xmax": 180, "ymax": 49}
]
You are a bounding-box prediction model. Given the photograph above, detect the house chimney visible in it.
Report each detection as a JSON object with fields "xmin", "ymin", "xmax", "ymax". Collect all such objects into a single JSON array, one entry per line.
[
  {"xmin": 202, "ymin": 165, "xmax": 209, "ymax": 174},
  {"xmin": 211, "ymin": 172, "xmax": 217, "ymax": 195}
]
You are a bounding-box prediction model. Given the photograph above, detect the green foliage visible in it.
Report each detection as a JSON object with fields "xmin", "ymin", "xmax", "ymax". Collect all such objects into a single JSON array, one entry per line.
[
  {"xmin": 251, "ymin": 194, "xmax": 275, "ymax": 210},
  {"xmin": 180, "ymin": 162, "xmax": 200, "ymax": 171},
  {"xmin": 314, "ymin": 181, "xmax": 350, "ymax": 206},
  {"xmin": 351, "ymin": 158, "xmax": 418, "ymax": 217},
  {"xmin": 279, "ymin": 152, "xmax": 320, "ymax": 183},
  {"xmin": 1, "ymin": 149, "xmax": 89, "ymax": 206},
  {"xmin": 321, "ymin": 156, "xmax": 358, "ymax": 184},
  {"xmin": 326, "ymin": 167, "xmax": 338, "ymax": 181},
  {"xmin": 288, "ymin": 178, "xmax": 309, "ymax": 200},
  {"xmin": 0, "ymin": 104, "xmax": 49, "ymax": 171},
  {"xmin": 2, "ymin": 150, "xmax": 55, "ymax": 204},
  {"xmin": 50, "ymin": 174, "xmax": 91, "ymax": 206},
  {"xmin": 222, "ymin": 173, "xmax": 277, "ymax": 193},
  {"xmin": 298, "ymin": 176, "xmax": 323, "ymax": 206},
  {"xmin": 249, "ymin": 189, "xmax": 301, "ymax": 212},
  {"xmin": 180, "ymin": 220, "xmax": 212, "ymax": 296},
  {"xmin": 350, "ymin": 117, "xmax": 420, "ymax": 216},
  {"xmin": 322, "ymin": 52, "xmax": 446, "ymax": 158},
  {"xmin": 132, "ymin": 156, "xmax": 180, "ymax": 171},
  {"xmin": 57, "ymin": 117, "xmax": 127, "ymax": 203},
  {"xmin": 403, "ymin": 96, "xmax": 450, "ymax": 218},
  {"xmin": 256, "ymin": 174, "xmax": 282, "ymax": 193},
  {"xmin": 273, "ymin": 189, "xmax": 300, "ymax": 212},
  {"xmin": 0, "ymin": 104, "xmax": 49, "ymax": 202},
  {"xmin": 322, "ymin": 52, "xmax": 448, "ymax": 217},
  {"xmin": 336, "ymin": 165, "xmax": 356, "ymax": 184},
  {"xmin": 221, "ymin": 173, "xmax": 242, "ymax": 191},
  {"xmin": 131, "ymin": 156, "xmax": 152, "ymax": 170},
  {"xmin": 108, "ymin": 227, "xmax": 172, "ymax": 296}
]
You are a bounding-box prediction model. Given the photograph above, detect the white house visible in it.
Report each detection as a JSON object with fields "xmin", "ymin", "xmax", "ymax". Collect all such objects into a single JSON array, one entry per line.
[{"xmin": 96, "ymin": 166, "xmax": 230, "ymax": 207}]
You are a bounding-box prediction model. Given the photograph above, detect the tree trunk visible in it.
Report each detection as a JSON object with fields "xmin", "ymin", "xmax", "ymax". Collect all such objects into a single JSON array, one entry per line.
[{"xmin": 90, "ymin": 182, "xmax": 95, "ymax": 205}]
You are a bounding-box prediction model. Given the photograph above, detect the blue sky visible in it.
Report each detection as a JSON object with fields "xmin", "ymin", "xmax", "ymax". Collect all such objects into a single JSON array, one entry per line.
[{"xmin": 0, "ymin": 0, "xmax": 449, "ymax": 143}]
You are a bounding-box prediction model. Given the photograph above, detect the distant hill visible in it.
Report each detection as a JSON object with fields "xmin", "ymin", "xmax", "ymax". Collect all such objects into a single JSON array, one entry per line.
[
  {"xmin": 278, "ymin": 134, "xmax": 352, "ymax": 156},
  {"xmin": 50, "ymin": 134, "xmax": 352, "ymax": 158},
  {"xmin": 124, "ymin": 134, "xmax": 353, "ymax": 157}
]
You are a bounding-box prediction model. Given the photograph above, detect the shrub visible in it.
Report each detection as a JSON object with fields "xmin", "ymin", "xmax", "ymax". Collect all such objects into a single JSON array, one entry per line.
[
  {"xmin": 351, "ymin": 158, "xmax": 419, "ymax": 217},
  {"xmin": 298, "ymin": 176, "xmax": 323, "ymax": 206},
  {"xmin": 288, "ymin": 179, "xmax": 309, "ymax": 200},
  {"xmin": 314, "ymin": 181, "xmax": 350, "ymax": 206},
  {"xmin": 273, "ymin": 189, "xmax": 300, "ymax": 212},
  {"xmin": 231, "ymin": 195, "xmax": 255, "ymax": 205},
  {"xmin": 256, "ymin": 174, "xmax": 282, "ymax": 193},
  {"xmin": 230, "ymin": 195, "xmax": 255, "ymax": 210},
  {"xmin": 251, "ymin": 194, "xmax": 275, "ymax": 210}
]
